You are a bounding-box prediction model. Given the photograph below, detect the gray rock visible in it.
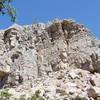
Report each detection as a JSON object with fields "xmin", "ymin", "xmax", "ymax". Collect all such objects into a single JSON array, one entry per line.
[
  {"xmin": 0, "ymin": 19, "xmax": 100, "ymax": 99},
  {"xmin": 93, "ymin": 86, "xmax": 100, "ymax": 97},
  {"xmin": 90, "ymin": 76, "xmax": 100, "ymax": 87}
]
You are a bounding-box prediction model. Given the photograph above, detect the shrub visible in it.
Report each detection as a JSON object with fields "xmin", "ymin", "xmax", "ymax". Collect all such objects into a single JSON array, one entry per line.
[
  {"xmin": 60, "ymin": 91, "xmax": 68, "ymax": 96},
  {"xmin": 0, "ymin": 90, "xmax": 12, "ymax": 100},
  {"xmin": 28, "ymin": 90, "xmax": 44, "ymax": 100},
  {"xmin": 74, "ymin": 95, "xmax": 87, "ymax": 100},
  {"xmin": 19, "ymin": 95, "xmax": 26, "ymax": 100}
]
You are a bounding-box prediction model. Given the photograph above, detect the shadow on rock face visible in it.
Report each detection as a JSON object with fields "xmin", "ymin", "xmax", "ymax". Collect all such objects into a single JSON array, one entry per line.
[
  {"xmin": 3, "ymin": 28, "xmax": 19, "ymax": 50},
  {"xmin": 0, "ymin": 74, "xmax": 9, "ymax": 89}
]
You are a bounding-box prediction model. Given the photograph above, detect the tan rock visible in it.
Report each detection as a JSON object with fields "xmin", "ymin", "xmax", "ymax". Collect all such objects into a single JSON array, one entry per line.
[
  {"xmin": 0, "ymin": 65, "xmax": 10, "ymax": 77},
  {"xmin": 87, "ymin": 87, "xmax": 97, "ymax": 99}
]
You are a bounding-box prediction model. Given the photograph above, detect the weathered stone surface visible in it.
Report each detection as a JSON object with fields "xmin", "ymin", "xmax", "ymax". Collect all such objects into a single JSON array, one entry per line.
[
  {"xmin": 0, "ymin": 19, "xmax": 100, "ymax": 99},
  {"xmin": 0, "ymin": 59, "xmax": 10, "ymax": 78},
  {"xmin": 93, "ymin": 87, "xmax": 100, "ymax": 97},
  {"xmin": 87, "ymin": 87, "xmax": 100, "ymax": 99},
  {"xmin": 90, "ymin": 75, "xmax": 100, "ymax": 87},
  {"xmin": 87, "ymin": 87, "xmax": 98, "ymax": 99}
]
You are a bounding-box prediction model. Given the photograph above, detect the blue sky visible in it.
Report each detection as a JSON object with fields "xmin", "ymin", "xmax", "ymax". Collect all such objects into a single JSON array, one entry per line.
[{"xmin": 0, "ymin": 0, "xmax": 100, "ymax": 38}]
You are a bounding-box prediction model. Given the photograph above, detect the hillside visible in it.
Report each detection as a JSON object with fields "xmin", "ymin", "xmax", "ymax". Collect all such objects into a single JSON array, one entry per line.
[{"xmin": 0, "ymin": 19, "xmax": 100, "ymax": 100}]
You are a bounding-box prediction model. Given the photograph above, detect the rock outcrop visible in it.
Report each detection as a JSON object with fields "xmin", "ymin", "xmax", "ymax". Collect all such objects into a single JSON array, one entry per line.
[{"xmin": 0, "ymin": 19, "xmax": 100, "ymax": 99}]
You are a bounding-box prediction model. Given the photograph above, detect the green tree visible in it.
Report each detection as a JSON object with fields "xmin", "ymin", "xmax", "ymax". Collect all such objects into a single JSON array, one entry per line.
[{"xmin": 0, "ymin": 0, "xmax": 16, "ymax": 22}]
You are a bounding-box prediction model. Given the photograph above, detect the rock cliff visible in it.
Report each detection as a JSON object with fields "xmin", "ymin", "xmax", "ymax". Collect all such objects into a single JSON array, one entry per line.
[{"xmin": 0, "ymin": 19, "xmax": 100, "ymax": 100}]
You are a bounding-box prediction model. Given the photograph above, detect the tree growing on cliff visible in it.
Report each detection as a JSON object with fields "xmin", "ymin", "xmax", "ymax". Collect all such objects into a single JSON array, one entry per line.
[{"xmin": 0, "ymin": 0, "xmax": 16, "ymax": 22}]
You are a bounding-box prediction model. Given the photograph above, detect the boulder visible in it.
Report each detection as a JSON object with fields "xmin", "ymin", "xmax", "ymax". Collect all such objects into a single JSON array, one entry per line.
[
  {"xmin": 87, "ymin": 87, "xmax": 97, "ymax": 99},
  {"xmin": 93, "ymin": 87, "xmax": 100, "ymax": 97},
  {"xmin": 0, "ymin": 61, "xmax": 10, "ymax": 78},
  {"xmin": 90, "ymin": 76, "xmax": 100, "ymax": 87}
]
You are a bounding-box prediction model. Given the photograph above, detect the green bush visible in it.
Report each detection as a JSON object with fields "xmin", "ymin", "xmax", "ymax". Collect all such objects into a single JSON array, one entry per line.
[
  {"xmin": 59, "ymin": 90, "xmax": 68, "ymax": 96},
  {"xmin": 28, "ymin": 90, "xmax": 44, "ymax": 100},
  {"xmin": 0, "ymin": 90, "xmax": 12, "ymax": 100},
  {"xmin": 74, "ymin": 95, "xmax": 87, "ymax": 100}
]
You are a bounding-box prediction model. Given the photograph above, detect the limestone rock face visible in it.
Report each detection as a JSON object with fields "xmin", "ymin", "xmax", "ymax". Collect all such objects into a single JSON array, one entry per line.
[{"xmin": 0, "ymin": 19, "xmax": 100, "ymax": 99}]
